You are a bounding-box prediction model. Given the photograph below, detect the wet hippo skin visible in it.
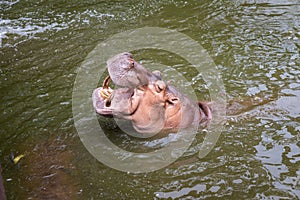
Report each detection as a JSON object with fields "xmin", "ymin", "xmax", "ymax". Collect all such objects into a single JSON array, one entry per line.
[
  {"xmin": 92, "ymin": 52, "xmax": 212, "ymax": 134},
  {"xmin": 93, "ymin": 80, "xmax": 169, "ymax": 134},
  {"xmin": 107, "ymin": 52, "xmax": 161, "ymax": 88}
]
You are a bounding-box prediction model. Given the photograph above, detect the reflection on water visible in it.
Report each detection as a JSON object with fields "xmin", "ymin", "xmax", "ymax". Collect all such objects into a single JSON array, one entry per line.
[{"xmin": 0, "ymin": 0, "xmax": 299, "ymax": 199}]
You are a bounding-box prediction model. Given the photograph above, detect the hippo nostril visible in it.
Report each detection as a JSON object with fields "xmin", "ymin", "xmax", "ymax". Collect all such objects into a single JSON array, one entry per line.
[
  {"xmin": 123, "ymin": 52, "xmax": 133, "ymax": 57},
  {"xmin": 128, "ymin": 58, "xmax": 135, "ymax": 68}
]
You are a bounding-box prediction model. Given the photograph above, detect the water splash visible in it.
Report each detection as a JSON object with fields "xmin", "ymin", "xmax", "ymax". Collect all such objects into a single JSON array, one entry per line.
[{"xmin": 0, "ymin": 9, "xmax": 114, "ymax": 48}]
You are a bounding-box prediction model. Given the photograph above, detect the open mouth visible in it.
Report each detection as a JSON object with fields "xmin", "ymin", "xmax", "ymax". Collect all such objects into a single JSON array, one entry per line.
[
  {"xmin": 92, "ymin": 75, "xmax": 116, "ymax": 115},
  {"xmin": 91, "ymin": 52, "xmax": 212, "ymax": 134},
  {"xmin": 92, "ymin": 87, "xmax": 113, "ymax": 116},
  {"xmin": 92, "ymin": 82, "xmax": 137, "ymax": 117}
]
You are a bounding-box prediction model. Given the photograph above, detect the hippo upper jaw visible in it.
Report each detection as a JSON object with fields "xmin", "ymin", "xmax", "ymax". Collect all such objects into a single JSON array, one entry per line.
[{"xmin": 107, "ymin": 52, "xmax": 161, "ymax": 88}]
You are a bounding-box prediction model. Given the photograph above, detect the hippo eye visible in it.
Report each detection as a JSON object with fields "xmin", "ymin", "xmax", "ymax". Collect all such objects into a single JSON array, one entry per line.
[{"xmin": 155, "ymin": 80, "xmax": 166, "ymax": 93}]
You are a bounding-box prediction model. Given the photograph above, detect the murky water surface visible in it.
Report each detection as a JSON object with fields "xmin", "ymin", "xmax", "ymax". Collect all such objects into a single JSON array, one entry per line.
[{"xmin": 1, "ymin": 0, "xmax": 299, "ymax": 199}]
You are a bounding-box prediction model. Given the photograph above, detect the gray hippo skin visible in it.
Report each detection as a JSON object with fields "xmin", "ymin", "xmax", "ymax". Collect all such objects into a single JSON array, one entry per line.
[
  {"xmin": 107, "ymin": 52, "xmax": 161, "ymax": 88},
  {"xmin": 93, "ymin": 52, "xmax": 212, "ymax": 134}
]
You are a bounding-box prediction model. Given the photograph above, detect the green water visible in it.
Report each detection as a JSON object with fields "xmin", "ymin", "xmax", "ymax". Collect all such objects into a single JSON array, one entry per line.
[{"xmin": 1, "ymin": 0, "xmax": 300, "ymax": 199}]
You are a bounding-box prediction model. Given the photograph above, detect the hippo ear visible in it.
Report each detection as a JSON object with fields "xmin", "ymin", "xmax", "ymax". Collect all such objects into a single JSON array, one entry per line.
[
  {"xmin": 168, "ymin": 96, "xmax": 179, "ymax": 105},
  {"xmin": 152, "ymin": 70, "xmax": 162, "ymax": 78}
]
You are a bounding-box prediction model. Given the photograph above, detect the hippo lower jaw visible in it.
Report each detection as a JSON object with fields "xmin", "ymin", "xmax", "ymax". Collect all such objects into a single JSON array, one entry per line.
[
  {"xmin": 92, "ymin": 87, "xmax": 114, "ymax": 117},
  {"xmin": 92, "ymin": 86, "xmax": 140, "ymax": 118}
]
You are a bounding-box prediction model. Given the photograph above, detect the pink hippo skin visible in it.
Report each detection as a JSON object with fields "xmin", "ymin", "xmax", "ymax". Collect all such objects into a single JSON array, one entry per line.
[{"xmin": 92, "ymin": 52, "xmax": 212, "ymax": 135}]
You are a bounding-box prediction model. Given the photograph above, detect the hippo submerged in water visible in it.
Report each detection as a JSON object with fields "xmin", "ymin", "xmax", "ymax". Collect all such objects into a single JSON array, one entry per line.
[{"xmin": 92, "ymin": 52, "xmax": 212, "ymax": 135}]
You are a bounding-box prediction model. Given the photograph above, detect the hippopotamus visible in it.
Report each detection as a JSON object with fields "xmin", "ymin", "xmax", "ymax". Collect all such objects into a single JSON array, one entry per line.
[{"xmin": 92, "ymin": 52, "xmax": 212, "ymax": 135}]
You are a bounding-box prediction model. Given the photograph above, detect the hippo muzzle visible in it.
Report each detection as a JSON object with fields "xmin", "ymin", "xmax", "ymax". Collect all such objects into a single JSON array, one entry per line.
[
  {"xmin": 107, "ymin": 52, "xmax": 161, "ymax": 88},
  {"xmin": 92, "ymin": 52, "xmax": 212, "ymax": 135}
]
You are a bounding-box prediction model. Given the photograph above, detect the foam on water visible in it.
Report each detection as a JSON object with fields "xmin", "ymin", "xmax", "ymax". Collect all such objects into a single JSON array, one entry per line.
[{"xmin": 0, "ymin": 8, "xmax": 114, "ymax": 48}]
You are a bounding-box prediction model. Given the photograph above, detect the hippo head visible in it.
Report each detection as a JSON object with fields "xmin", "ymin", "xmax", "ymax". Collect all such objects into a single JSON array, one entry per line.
[
  {"xmin": 93, "ymin": 80, "xmax": 171, "ymax": 134},
  {"xmin": 93, "ymin": 81, "xmax": 211, "ymax": 135},
  {"xmin": 92, "ymin": 52, "xmax": 212, "ymax": 135}
]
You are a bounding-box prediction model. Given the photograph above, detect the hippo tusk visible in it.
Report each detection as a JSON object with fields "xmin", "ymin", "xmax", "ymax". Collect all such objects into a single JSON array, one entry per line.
[
  {"xmin": 105, "ymin": 91, "xmax": 114, "ymax": 107},
  {"xmin": 99, "ymin": 89, "xmax": 112, "ymax": 100},
  {"xmin": 102, "ymin": 75, "xmax": 111, "ymax": 89},
  {"xmin": 99, "ymin": 75, "xmax": 113, "ymax": 100}
]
